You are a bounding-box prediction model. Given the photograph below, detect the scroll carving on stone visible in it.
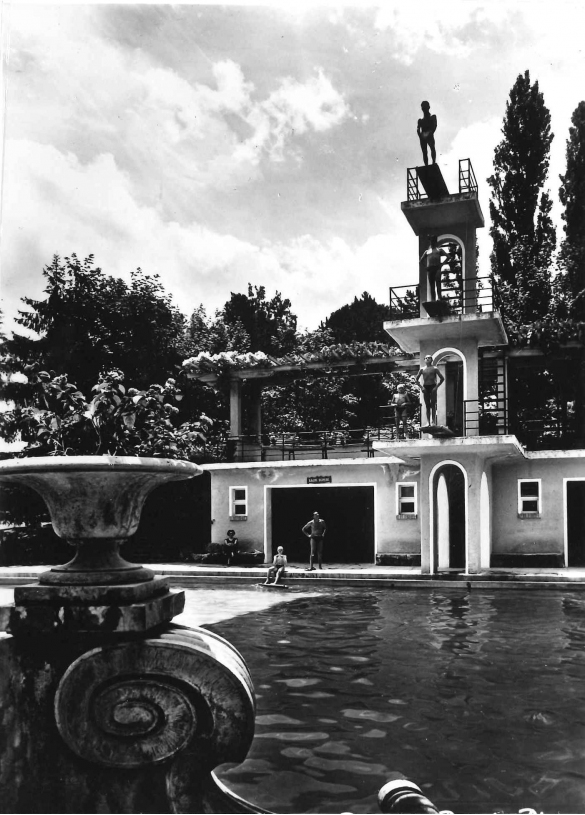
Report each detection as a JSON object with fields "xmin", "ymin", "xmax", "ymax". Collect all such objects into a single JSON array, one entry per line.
[{"xmin": 54, "ymin": 627, "xmax": 255, "ymax": 770}]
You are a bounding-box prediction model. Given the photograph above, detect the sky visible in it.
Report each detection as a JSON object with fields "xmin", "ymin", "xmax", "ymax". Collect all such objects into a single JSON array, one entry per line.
[{"xmin": 1, "ymin": 0, "xmax": 584, "ymax": 336}]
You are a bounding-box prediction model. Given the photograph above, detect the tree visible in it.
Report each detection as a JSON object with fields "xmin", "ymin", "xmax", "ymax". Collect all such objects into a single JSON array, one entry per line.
[
  {"xmin": 322, "ymin": 292, "xmax": 393, "ymax": 343},
  {"xmin": 222, "ymin": 285, "xmax": 297, "ymax": 355},
  {"xmin": 558, "ymin": 101, "xmax": 585, "ymax": 319},
  {"xmin": 488, "ymin": 71, "xmax": 556, "ymax": 323},
  {"xmin": 5, "ymin": 255, "xmax": 186, "ymax": 395},
  {"xmin": 182, "ymin": 304, "xmax": 250, "ymax": 357}
]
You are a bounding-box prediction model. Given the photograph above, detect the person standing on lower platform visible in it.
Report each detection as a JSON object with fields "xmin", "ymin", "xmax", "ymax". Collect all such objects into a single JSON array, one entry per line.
[
  {"xmin": 391, "ymin": 384, "xmax": 415, "ymax": 439},
  {"xmin": 302, "ymin": 511, "xmax": 327, "ymax": 571},
  {"xmin": 416, "ymin": 355, "xmax": 444, "ymax": 426}
]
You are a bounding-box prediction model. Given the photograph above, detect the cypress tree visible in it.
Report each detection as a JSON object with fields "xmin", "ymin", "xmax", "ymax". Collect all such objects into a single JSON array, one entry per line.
[
  {"xmin": 488, "ymin": 70, "xmax": 555, "ymax": 324},
  {"xmin": 558, "ymin": 101, "xmax": 585, "ymax": 319}
]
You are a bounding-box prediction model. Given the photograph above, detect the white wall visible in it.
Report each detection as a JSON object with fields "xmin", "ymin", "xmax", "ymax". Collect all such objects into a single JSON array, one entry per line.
[{"xmin": 205, "ymin": 459, "xmax": 420, "ymax": 558}]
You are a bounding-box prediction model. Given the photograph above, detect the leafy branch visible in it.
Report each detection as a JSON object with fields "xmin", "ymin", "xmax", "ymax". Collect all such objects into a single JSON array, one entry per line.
[{"xmin": 0, "ymin": 368, "xmax": 211, "ymax": 460}]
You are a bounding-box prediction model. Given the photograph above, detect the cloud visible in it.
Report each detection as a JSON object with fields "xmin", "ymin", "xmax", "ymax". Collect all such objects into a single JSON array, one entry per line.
[
  {"xmin": 2, "ymin": 4, "xmax": 354, "ymax": 332},
  {"xmin": 436, "ymin": 117, "xmax": 502, "ymax": 273},
  {"xmin": 374, "ymin": 3, "xmax": 519, "ymax": 64},
  {"xmin": 5, "ymin": 5, "xmax": 350, "ymax": 214},
  {"xmin": 1, "ymin": 138, "xmax": 391, "ymax": 333},
  {"xmin": 246, "ymin": 69, "xmax": 350, "ymax": 164}
]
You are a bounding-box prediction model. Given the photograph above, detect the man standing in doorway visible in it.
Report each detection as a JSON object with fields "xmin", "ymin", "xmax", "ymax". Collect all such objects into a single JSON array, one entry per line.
[
  {"xmin": 302, "ymin": 511, "xmax": 327, "ymax": 571},
  {"xmin": 416, "ymin": 355, "xmax": 445, "ymax": 426}
]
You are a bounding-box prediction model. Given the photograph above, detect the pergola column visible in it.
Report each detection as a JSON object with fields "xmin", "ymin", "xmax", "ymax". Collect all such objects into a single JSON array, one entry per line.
[
  {"xmin": 247, "ymin": 381, "xmax": 263, "ymax": 440},
  {"xmin": 229, "ymin": 379, "xmax": 242, "ymax": 437}
]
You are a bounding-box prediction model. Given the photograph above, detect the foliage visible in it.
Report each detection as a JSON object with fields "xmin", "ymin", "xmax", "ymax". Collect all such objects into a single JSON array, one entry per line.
[
  {"xmin": 322, "ymin": 292, "xmax": 393, "ymax": 343},
  {"xmin": 222, "ymin": 285, "xmax": 297, "ymax": 355},
  {"xmin": 506, "ymin": 317, "xmax": 585, "ymax": 353},
  {"xmin": 182, "ymin": 304, "xmax": 251, "ymax": 357},
  {"xmin": 559, "ymin": 102, "xmax": 585, "ymax": 249},
  {"xmin": 258, "ymin": 327, "xmax": 416, "ymax": 434},
  {"xmin": 488, "ymin": 71, "xmax": 555, "ymax": 323},
  {"xmin": 557, "ymin": 102, "xmax": 585, "ymax": 319},
  {"xmin": 4, "ymin": 255, "xmax": 186, "ymax": 395},
  {"xmin": 182, "ymin": 285, "xmax": 297, "ymax": 360},
  {"xmin": 0, "ymin": 368, "xmax": 211, "ymax": 459}
]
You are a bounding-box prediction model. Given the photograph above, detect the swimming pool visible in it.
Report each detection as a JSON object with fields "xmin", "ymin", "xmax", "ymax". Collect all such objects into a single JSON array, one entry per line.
[{"xmin": 178, "ymin": 586, "xmax": 585, "ymax": 814}]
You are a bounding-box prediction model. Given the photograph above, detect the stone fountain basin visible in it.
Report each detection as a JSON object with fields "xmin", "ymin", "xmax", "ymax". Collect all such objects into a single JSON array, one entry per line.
[{"xmin": 0, "ymin": 455, "xmax": 202, "ymax": 540}]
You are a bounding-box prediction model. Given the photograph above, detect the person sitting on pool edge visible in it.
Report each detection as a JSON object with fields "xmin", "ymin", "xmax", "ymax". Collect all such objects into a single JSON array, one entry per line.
[
  {"xmin": 222, "ymin": 529, "xmax": 239, "ymax": 566},
  {"xmin": 265, "ymin": 546, "xmax": 288, "ymax": 585}
]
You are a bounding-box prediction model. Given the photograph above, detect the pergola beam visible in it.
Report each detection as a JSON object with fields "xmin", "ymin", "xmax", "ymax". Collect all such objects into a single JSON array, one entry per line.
[{"xmin": 187, "ymin": 355, "xmax": 417, "ymax": 385}]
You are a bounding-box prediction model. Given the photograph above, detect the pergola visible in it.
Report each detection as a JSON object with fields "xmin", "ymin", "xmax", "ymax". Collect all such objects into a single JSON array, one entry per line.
[{"xmin": 183, "ymin": 343, "xmax": 417, "ymax": 439}]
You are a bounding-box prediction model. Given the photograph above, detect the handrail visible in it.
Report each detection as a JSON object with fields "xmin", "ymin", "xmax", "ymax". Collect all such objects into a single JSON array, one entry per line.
[
  {"xmin": 390, "ymin": 274, "xmax": 498, "ymax": 319},
  {"xmin": 389, "ymin": 285, "xmax": 420, "ymax": 319},
  {"xmin": 463, "ymin": 397, "xmax": 508, "ymax": 436},
  {"xmin": 407, "ymin": 167, "xmax": 423, "ymax": 201},
  {"xmin": 407, "ymin": 159, "xmax": 478, "ymax": 200},
  {"xmin": 224, "ymin": 416, "xmax": 423, "ymax": 462},
  {"xmin": 459, "ymin": 158, "xmax": 478, "ymax": 194}
]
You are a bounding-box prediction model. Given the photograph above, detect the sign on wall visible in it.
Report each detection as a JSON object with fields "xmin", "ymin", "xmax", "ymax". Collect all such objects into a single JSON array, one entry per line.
[{"xmin": 307, "ymin": 475, "xmax": 332, "ymax": 484}]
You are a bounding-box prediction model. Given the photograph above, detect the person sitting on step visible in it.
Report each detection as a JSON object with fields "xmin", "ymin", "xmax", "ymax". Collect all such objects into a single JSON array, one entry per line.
[
  {"xmin": 265, "ymin": 546, "xmax": 287, "ymax": 584},
  {"xmin": 222, "ymin": 529, "xmax": 239, "ymax": 566}
]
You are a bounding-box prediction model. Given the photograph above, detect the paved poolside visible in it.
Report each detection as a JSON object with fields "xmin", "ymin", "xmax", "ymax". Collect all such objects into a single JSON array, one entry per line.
[{"xmin": 2, "ymin": 562, "xmax": 585, "ymax": 589}]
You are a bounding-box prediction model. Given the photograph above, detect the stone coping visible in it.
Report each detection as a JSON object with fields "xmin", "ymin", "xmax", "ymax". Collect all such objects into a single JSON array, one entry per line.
[{"xmin": 1, "ymin": 563, "xmax": 585, "ymax": 589}]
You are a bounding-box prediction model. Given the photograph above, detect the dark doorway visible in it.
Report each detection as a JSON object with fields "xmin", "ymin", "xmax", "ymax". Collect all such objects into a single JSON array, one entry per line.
[
  {"xmin": 270, "ymin": 486, "xmax": 375, "ymax": 564},
  {"xmin": 433, "ymin": 464, "xmax": 466, "ymax": 570},
  {"xmin": 567, "ymin": 481, "xmax": 585, "ymax": 566},
  {"xmin": 445, "ymin": 361, "xmax": 464, "ymax": 436}
]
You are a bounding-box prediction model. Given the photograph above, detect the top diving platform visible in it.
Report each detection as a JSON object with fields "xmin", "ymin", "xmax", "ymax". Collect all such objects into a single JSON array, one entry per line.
[
  {"xmin": 402, "ymin": 159, "xmax": 484, "ymax": 235},
  {"xmin": 410, "ymin": 164, "xmax": 450, "ymax": 199}
]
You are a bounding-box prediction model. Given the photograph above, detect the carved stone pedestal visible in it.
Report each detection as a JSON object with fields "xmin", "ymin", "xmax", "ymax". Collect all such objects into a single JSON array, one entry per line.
[
  {"xmin": 6, "ymin": 577, "xmax": 184, "ymax": 635},
  {"xmin": 0, "ymin": 624, "xmax": 256, "ymax": 813},
  {"xmin": 0, "ymin": 457, "xmax": 259, "ymax": 813}
]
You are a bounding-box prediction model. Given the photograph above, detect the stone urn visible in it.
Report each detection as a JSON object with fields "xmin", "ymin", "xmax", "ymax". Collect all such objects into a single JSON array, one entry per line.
[
  {"xmin": 0, "ymin": 455, "xmax": 202, "ymax": 633},
  {"xmin": 0, "ymin": 455, "xmax": 200, "ymax": 585}
]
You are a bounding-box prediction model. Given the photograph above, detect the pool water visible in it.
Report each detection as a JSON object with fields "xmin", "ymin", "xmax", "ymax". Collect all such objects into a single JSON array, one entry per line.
[{"xmin": 190, "ymin": 587, "xmax": 585, "ymax": 814}]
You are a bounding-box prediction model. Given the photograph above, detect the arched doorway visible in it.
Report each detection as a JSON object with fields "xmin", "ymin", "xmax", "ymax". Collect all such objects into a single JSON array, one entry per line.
[
  {"xmin": 433, "ymin": 348, "xmax": 466, "ymax": 436},
  {"xmin": 430, "ymin": 462, "xmax": 467, "ymax": 572},
  {"xmin": 437, "ymin": 236, "xmax": 464, "ymax": 312}
]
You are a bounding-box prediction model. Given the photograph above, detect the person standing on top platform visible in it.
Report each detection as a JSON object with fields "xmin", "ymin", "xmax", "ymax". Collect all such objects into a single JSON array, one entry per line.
[
  {"xmin": 416, "ymin": 355, "xmax": 445, "ymax": 426},
  {"xmin": 417, "ymin": 101, "xmax": 437, "ymax": 166},
  {"xmin": 302, "ymin": 511, "xmax": 327, "ymax": 571}
]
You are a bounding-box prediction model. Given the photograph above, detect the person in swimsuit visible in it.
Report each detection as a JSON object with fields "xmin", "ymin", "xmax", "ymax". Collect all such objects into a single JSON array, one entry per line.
[
  {"xmin": 302, "ymin": 511, "xmax": 327, "ymax": 571},
  {"xmin": 416, "ymin": 355, "xmax": 445, "ymax": 426},
  {"xmin": 391, "ymin": 384, "xmax": 415, "ymax": 439},
  {"xmin": 420, "ymin": 235, "xmax": 444, "ymax": 301},
  {"xmin": 417, "ymin": 100, "xmax": 437, "ymax": 166},
  {"xmin": 265, "ymin": 546, "xmax": 287, "ymax": 585},
  {"xmin": 222, "ymin": 529, "xmax": 239, "ymax": 566}
]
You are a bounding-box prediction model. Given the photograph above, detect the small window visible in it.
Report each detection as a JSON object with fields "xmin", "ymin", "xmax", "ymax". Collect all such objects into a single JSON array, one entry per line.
[
  {"xmin": 397, "ymin": 482, "xmax": 417, "ymax": 518},
  {"xmin": 229, "ymin": 486, "xmax": 248, "ymax": 520},
  {"xmin": 518, "ymin": 479, "xmax": 541, "ymax": 516}
]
